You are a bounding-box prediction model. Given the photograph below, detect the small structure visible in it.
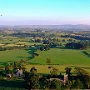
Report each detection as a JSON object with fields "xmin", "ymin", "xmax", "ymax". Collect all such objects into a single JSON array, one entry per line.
[
  {"xmin": 6, "ymin": 74, "xmax": 12, "ymax": 78},
  {"xmin": 64, "ymin": 74, "xmax": 68, "ymax": 85},
  {"xmin": 15, "ymin": 69, "xmax": 23, "ymax": 77}
]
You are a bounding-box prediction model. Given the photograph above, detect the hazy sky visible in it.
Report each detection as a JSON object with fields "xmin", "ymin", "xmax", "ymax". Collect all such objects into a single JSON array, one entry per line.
[{"xmin": 0, "ymin": 0, "xmax": 90, "ymax": 25}]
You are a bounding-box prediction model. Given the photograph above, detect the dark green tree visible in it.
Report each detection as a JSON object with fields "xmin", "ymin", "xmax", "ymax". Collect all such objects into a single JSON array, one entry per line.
[
  {"xmin": 50, "ymin": 79, "xmax": 63, "ymax": 90},
  {"xmin": 65, "ymin": 67, "xmax": 72, "ymax": 76},
  {"xmin": 30, "ymin": 74, "xmax": 40, "ymax": 89}
]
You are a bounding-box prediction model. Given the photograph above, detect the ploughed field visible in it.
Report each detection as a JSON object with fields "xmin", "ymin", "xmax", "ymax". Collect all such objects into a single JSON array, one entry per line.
[{"xmin": 0, "ymin": 48, "xmax": 90, "ymax": 65}]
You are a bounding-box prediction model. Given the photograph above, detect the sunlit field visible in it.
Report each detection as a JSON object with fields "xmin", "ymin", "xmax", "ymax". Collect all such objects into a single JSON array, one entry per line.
[{"xmin": 30, "ymin": 48, "xmax": 90, "ymax": 65}]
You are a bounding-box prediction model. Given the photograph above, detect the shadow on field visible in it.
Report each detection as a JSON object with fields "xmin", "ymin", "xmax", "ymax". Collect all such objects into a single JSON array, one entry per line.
[
  {"xmin": 0, "ymin": 62, "xmax": 6, "ymax": 66},
  {"xmin": 27, "ymin": 56, "xmax": 34, "ymax": 60},
  {"xmin": 0, "ymin": 80, "xmax": 24, "ymax": 88},
  {"xmin": 82, "ymin": 51, "xmax": 90, "ymax": 57},
  {"xmin": 16, "ymin": 56, "xmax": 26, "ymax": 58},
  {"xmin": 28, "ymin": 61, "xmax": 40, "ymax": 65}
]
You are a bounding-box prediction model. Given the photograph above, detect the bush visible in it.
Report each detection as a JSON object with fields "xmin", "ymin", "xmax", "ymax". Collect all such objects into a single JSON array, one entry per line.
[{"xmin": 50, "ymin": 79, "xmax": 63, "ymax": 90}]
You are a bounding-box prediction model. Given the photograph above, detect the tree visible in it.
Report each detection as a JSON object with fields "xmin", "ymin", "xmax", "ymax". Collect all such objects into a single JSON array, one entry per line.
[
  {"xmin": 40, "ymin": 77, "xmax": 50, "ymax": 89},
  {"xmin": 30, "ymin": 67, "xmax": 37, "ymax": 75},
  {"xmin": 50, "ymin": 79, "xmax": 63, "ymax": 90},
  {"xmin": 65, "ymin": 80, "xmax": 72, "ymax": 89},
  {"xmin": 30, "ymin": 74, "xmax": 40, "ymax": 89},
  {"xmin": 28, "ymin": 46, "xmax": 37, "ymax": 58},
  {"xmin": 74, "ymin": 67, "xmax": 90, "ymax": 89},
  {"xmin": 46, "ymin": 58, "xmax": 51, "ymax": 65},
  {"xmin": 62, "ymin": 39, "xmax": 65, "ymax": 42},
  {"xmin": 40, "ymin": 46, "xmax": 44, "ymax": 51},
  {"xmin": 65, "ymin": 67, "xmax": 72, "ymax": 76},
  {"xmin": 24, "ymin": 67, "xmax": 40, "ymax": 89},
  {"xmin": 50, "ymin": 68, "xmax": 58, "ymax": 76},
  {"xmin": 5, "ymin": 64, "xmax": 11, "ymax": 74},
  {"xmin": 65, "ymin": 42, "xmax": 84, "ymax": 49},
  {"xmin": 13, "ymin": 62, "xmax": 18, "ymax": 70},
  {"xmin": 74, "ymin": 79, "xmax": 84, "ymax": 89}
]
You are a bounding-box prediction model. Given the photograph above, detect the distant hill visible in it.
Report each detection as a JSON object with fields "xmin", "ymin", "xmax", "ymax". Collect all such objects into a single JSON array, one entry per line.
[{"xmin": 0, "ymin": 24, "xmax": 90, "ymax": 31}]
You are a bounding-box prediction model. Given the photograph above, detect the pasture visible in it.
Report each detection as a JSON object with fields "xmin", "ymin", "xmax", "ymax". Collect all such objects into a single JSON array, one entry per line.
[
  {"xmin": 25, "ymin": 64, "xmax": 90, "ymax": 74},
  {"xmin": 0, "ymin": 49, "xmax": 29, "ymax": 65},
  {"xmin": 30, "ymin": 48, "xmax": 90, "ymax": 65},
  {"xmin": 0, "ymin": 47, "xmax": 90, "ymax": 74},
  {"xmin": 0, "ymin": 48, "xmax": 90, "ymax": 66}
]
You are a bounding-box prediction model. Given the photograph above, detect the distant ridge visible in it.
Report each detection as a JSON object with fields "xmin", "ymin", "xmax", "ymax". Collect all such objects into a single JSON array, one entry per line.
[{"xmin": 0, "ymin": 24, "xmax": 90, "ymax": 31}]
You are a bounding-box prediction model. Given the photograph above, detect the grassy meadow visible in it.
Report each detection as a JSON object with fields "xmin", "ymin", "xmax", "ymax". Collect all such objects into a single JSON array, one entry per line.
[
  {"xmin": 0, "ymin": 48, "xmax": 90, "ymax": 65},
  {"xmin": 0, "ymin": 34, "xmax": 90, "ymax": 89},
  {"xmin": 0, "ymin": 35, "xmax": 90, "ymax": 74},
  {"xmin": 0, "ymin": 49, "xmax": 29, "ymax": 64},
  {"xmin": 30, "ymin": 48, "xmax": 90, "ymax": 65},
  {"xmin": 0, "ymin": 48, "xmax": 90, "ymax": 73}
]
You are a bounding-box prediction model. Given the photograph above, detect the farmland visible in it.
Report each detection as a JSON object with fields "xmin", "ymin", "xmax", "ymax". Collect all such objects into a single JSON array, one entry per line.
[
  {"xmin": 0, "ymin": 48, "xmax": 90, "ymax": 65},
  {"xmin": 0, "ymin": 29, "xmax": 90, "ymax": 89},
  {"xmin": 0, "ymin": 48, "xmax": 90, "ymax": 74},
  {"xmin": 0, "ymin": 49, "xmax": 29, "ymax": 64},
  {"xmin": 1, "ymin": 0, "xmax": 90, "ymax": 89},
  {"xmin": 30, "ymin": 48, "xmax": 90, "ymax": 65}
]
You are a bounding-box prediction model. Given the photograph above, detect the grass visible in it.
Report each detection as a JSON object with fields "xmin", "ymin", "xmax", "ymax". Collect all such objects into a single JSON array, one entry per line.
[
  {"xmin": 0, "ymin": 48, "xmax": 90, "ymax": 65},
  {"xmin": 25, "ymin": 64, "xmax": 74, "ymax": 74},
  {"xmin": 0, "ymin": 36, "xmax": 41, "ymax": 45},
  {"xmin": 0, "ymin": 48, "xmax": 90, "ymax": 73},
  {"xmin": 25, "ymin": 64, "xmax": 90, "ymax": 74},
  {"xmin": 0, "ymin": 49, "xmax": 30, "ymax": 65},
  {"xmin": 29, "ymin": 48, "xmax": 90, "ymax": 65}
]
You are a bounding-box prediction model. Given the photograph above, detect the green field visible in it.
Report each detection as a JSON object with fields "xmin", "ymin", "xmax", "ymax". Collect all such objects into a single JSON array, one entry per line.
[
  {"xmin": 0, "ymin": 49, "xmax": 29, "ymax": 65},
  {"xmin": 0, "ymin": 48, "xmax": 90, "ymax": 89},
  {"xmin": 0, "ymin": 48, "xmax": 90, "ymax": 66},
  {"xmin": 0, "ymin": 48, "xmax": 90, "ymax": 74},
  {"xmin": 30, "ymin": 48, "xmax": 90, "ymax": 65}
]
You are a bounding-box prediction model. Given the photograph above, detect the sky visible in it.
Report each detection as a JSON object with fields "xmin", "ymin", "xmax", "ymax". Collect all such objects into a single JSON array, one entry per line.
[{"xmin": 0, "ymin": 0, "xmax": 90, "ymax": 25}]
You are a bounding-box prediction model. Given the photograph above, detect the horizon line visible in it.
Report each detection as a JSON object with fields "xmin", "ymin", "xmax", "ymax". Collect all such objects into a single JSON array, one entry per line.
[{"xmin": 0, "ymin": 24, "xmax": 90, "ymax": 26}]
